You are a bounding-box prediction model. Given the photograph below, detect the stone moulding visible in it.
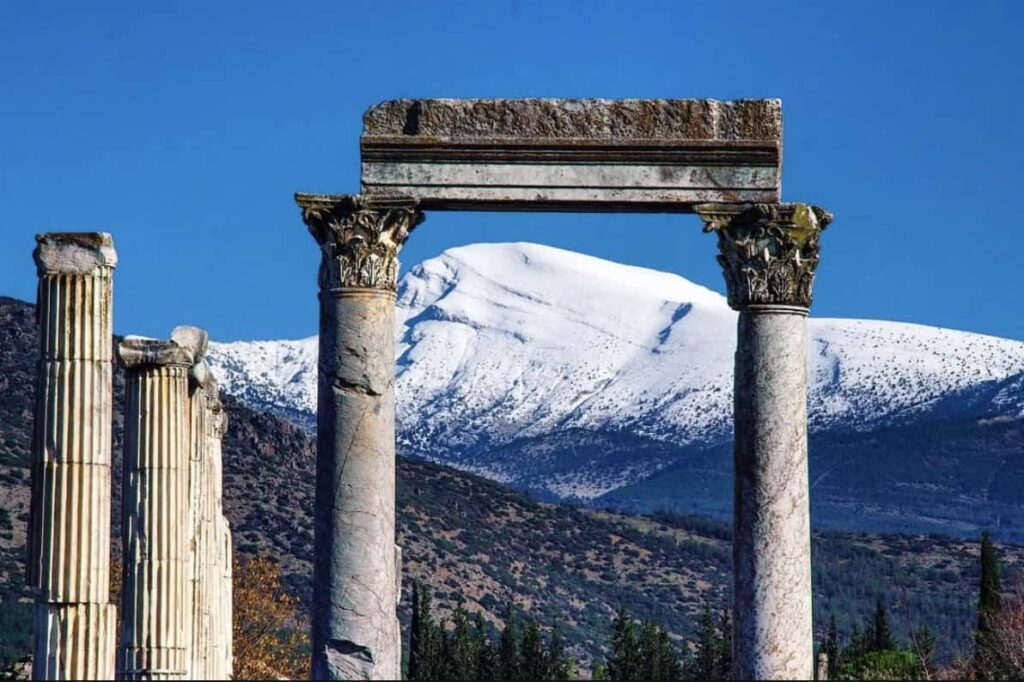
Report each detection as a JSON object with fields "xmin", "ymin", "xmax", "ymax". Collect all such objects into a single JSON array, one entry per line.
[
  {"xmin": 696, "ymin": 202, "xmax": 833, "ymax": 311},
  {"xmin": 360, "ymin": 98, "xmax": 782, "ymax": 212}
]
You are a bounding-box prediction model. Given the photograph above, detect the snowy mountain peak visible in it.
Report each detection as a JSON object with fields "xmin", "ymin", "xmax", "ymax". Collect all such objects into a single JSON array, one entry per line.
[{"xmin": 207, "ymin": 242, "xmax": 1024, "ymax": 501}]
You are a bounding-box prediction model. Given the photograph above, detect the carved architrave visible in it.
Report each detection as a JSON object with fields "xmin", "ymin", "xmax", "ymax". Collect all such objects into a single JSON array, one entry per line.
[
  {"xmin": 296, "ymin": 193, "xmax": 424, "ymax": 293},
  {"xmin": 696, "ymin": 202, "xmax": 833, "ymax": 311}
]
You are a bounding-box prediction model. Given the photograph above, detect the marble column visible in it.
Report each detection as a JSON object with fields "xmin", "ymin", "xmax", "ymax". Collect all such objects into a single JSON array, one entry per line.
[
  {"xmin": 696, "ymin": 202, "xmax": 833, "ymax": 680},
  {"xmin": 297, "ymin": 193, "xmax": 423, "ymax": 680},
  {"xmin": 29, "ymin": 232, "xmax": 118, "ymax": 681},
  {"xmin": 117, "ymin": 337, "xmax": 196, "ymax": 680}
]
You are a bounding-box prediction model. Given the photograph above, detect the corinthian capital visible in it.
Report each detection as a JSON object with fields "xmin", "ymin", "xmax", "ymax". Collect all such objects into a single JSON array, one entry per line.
[
  {"xmin": 296, "ymin": 193, "xmax": 424, "ymax": 293},
  {"xmin": 696, "ymin": 202, "xmax": 833, "ymax": 312}
]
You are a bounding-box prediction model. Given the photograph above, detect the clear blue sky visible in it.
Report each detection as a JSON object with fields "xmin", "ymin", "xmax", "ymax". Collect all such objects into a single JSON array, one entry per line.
[{"xmin": 2, "ymin": 1, "xmax": 1022, "ymax": 341}]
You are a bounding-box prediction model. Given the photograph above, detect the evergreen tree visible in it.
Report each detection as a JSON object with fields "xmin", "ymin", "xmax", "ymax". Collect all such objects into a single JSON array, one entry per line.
[
  {"xmin": 547, "ymin": 620, "xmax": 573, "ymax": 681},
  {"xmin": 497, "ymin": 608, "xmax": 522, "ymax": 681},
  {"xmin": 409, "ymin": 582, "xmax": 443, "ymax": 681},
  {"xmin": 912, "ymin": 624, "xmax": 936, "ymax": 679},
  {"xmin": 473, "ymin": 612, "xmax": 497, "ymax": 682},
  {"xmin": 871, "ymin": 597, "xmax": 896, "ymax": 652},
  {"xmin": 449, "ymin": 598, "xmax": 477, "ymax": 680},
  {"xmin": 715, "ymin": 608, "xmax": 732, "ymax": 677},
  {"xmin": 639, "ymin": 621, "xmax": 662, "ymax": 681},
  {"xmin": 409, "ymin": 581, "xmax": 422, "ymax": 681},
  {"xmin": 847, "ymin": 623, "xmax": 866, "ymax": 661},
  {"xmin": 520, "ymin": 617, "xmax": 545, "ymax": 680},
  {"xmin": 606, "ymin": 605, "xmax": 639, "ymax": 681},
  {"xmin": 974, "ymin": 531, "xmax": 1006, "ymax": 680},
  {"xmin": 592, "ymin": 660, "xmax": 608, "ymax": 681},
  {"xmin": 826, "ymin": 613, "xmax": 841, "ymax": 679},
  {"xmin": 689, "ymin": 602, "xmax": 727, "ymax": 679}
]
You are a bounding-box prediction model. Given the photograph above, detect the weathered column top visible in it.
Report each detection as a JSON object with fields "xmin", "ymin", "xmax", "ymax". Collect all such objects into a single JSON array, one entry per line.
[
  {"xmin": 696, "ymin": 202, "xmax": 833, "ymax": 312},
  {"xmin": 295, "ymin": 193, "xmax": 424, "ymax": 293},
  {"xmin": 360, "ymin": 98, "xmax": 782, "ymax": 212},
  {"xmin": 118, "ymin": 337, "xmax": 195, "ymax": 370},
  {"xmin": 34, "ymin": 232, "xmax": 117, "ymax": 275}
]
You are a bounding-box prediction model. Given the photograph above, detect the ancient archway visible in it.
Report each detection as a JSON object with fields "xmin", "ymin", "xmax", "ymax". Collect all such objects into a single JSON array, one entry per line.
[{"xmin": 296, "ymin": 98, "xmax": 832, "ymax": 681}]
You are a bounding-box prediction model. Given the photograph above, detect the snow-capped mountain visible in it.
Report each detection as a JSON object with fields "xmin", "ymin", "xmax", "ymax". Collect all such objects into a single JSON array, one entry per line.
[{"xmin": 208, "ymin": 243, "xmax": 1024, "ymax": 527}]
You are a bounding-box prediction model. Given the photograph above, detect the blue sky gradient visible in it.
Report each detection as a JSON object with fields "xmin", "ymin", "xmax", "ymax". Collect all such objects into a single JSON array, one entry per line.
[{"xmin": 2, "ymin": 1, "xmax": 1021, "ymax": 341}]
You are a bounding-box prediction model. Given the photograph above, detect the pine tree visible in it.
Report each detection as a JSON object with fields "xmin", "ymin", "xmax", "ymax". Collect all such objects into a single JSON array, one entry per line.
[
  {"xmin": 473, "ymin": 612, "xmax": 497, "ymax": 682},
  {"xmin": 689, "ymin": 602, "xmax": 723, "ymax": 679},
  {"xmin": 826, "ymin": 613, "xmax": 841, "ymax": 679},
  {"xmin": 912, "ymin": 624, "xmax": 936, "ymax": 679},
  {"xmin": 498, "ymin": 608, "xmax": 522, "ymax": 681},
  {"xmin": 547, "ymin": 620, "xmax": 573, "ymax": 681},
  {"xmin": 974, "ymin": 531, "xmax": 1005, "ymax": 680},
  {"xmin": 606, "ymin": 605, "xmax": 639, "ymax": 681},
  {"xmin": 592, "ymin": 660, "xmax": 608, "ymax": 681},
  {"xmin": 715, "ymin": 608, "xmax": 732, "ymax": 677},
  {"xmin": 520, "ymin": 617, "xmax": 545, "ymax": 680},
  {"xmin": 872, "ymin": 597, "xmax": 896, "ymax": 652},
  {"xmin": 639, "ymin": 621, "xmax": 662, "ymax": 681},
  {"xmin": 449, "ymin": 598, "xmax": 476, "ymax": 681}
]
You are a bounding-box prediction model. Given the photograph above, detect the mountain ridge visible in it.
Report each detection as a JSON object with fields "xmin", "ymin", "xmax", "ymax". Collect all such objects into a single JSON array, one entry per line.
[{"xmin": 206, "ymin": 243, "xmax": 1024, "ymax": 538}]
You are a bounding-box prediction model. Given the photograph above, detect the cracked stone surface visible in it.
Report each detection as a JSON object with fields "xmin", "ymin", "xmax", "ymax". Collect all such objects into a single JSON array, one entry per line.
[
  {"xmin": 312, "ymin": 291, "xmax": 400, "ymax": 680},
  {"xmin": 732, "ymin": 311, "xmax": 813, "ymax": 680}
]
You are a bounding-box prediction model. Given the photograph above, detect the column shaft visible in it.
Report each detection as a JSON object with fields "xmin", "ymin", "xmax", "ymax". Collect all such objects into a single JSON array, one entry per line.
[
  {"xmin": 313, "ymin": 290, "xmax": 400, "ymax": 680},
  {"xmin": 118, "ymin": 342, "xmax": 193, "ymax": 681},
  {"xmin": 697, "ymin": 202, "xmax": 833, "ymax": 681},
  {"xmin": 733, "ymin": 311, "xmax": 812, "ymax": 679},
  {"xmin": 298, "ymin": 193, "xmax": 422, "ymax": 680},
  {"xmin": 29, "ymin": 233, "xmax": 118, "ymax": 681}
]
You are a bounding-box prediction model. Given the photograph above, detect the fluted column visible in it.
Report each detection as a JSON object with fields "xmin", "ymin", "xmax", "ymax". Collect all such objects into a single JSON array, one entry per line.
[
  {"xmin": 28, "ymin": 232, "xmax": 118, "ymax": 681},
  {"xmin": 697, "ymin": 202, "xmax": 833, "ymax": 681},
  {"xmin": 297, "ymin": 193, "xmax": 423, "ymax": 680},
  {"xmin": 117, "ymin": 338, "xmax": 196, "ymax": 680}
]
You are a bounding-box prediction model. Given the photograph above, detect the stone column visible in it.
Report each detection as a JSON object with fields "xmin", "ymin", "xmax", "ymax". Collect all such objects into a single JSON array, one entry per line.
[
  {"xmin": 173, "ymin": 327, "xmax": 211, "ymax": 681},
  {"xmin": 297, "ymin": 193, "xmax": 423, "ymax": 680},
  {"xmin": 28, "ymin": 233, "xmax": 118, "ymax": 680},
  {"xmin": 697, "ymin": 203, "xmax": 833, "ymax": 680},
  {"xmin": 117, "ymin": 337, "xmax": 196, "ymax": 680}
]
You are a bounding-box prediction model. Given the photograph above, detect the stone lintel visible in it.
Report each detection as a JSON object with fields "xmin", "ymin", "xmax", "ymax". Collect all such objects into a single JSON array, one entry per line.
[
  {"xmin": 118, "ymin": 338, "xmax": 193, "ymax": 370},
  {"xmin": 34, "ymin": 232, "xmax": 118, "ymax": 275},
  {"xmin": 360, "ymin": 98, "xmax": 782, "ymax": 212}
]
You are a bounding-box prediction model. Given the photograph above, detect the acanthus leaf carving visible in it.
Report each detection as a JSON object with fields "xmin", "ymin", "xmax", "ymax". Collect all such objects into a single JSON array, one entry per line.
[
  {"xmin": 297, "ymin": 194, "xmax": 425, "ymax": 293},
  {"xmin": 696, "ymin": 203, "xmax": 833, "ymax": 311}
]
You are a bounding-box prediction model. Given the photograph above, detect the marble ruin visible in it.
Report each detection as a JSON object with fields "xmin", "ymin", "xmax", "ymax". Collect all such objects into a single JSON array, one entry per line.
[
  {"xmin": 298, "ymin": 98, "xmax": 831, "ymax": 680},
  {"xmin": 28, "ymin": 234, "xmax": 233, "ymax": 680},
  {"xmin": 26, "ymin": 97, "xmax": 830, "ymax": 681},
  {"xmin": 29, "ymin": 233, "xmax": 119, "ymax": 680}
]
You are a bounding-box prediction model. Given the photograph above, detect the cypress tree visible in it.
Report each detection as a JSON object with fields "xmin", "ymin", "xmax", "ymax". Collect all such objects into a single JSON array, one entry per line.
[
  {"xmin": 409, "ymin": 581, "xmax": 422, "ymax": 681},
  {"xmin": 872, "ymin": 597, "xmax": 895, "ymax": 652},
  {"xmin": 606, "ymin": 605, "xmax": 639, "ymax": 681},
  {"xmin": 974, "ymin": 531, "xmax": 1005, "ymax": 680},
  {"xmin": 826, "ymin": 613, "xmax": 840, "ymax": 679}
]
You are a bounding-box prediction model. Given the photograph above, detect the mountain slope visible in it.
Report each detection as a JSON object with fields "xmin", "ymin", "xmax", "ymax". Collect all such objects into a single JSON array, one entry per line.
[
  {"xmin": 0, "ymin": 295, "xmax": 1021, "ymax": 668},
  {"xmin": 207, "ymin": 243, "xmax": 1024, "ymax": 537}
]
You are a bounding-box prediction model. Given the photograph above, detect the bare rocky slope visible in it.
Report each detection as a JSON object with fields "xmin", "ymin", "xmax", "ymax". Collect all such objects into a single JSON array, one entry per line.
[{"xmin": 0, "ymin": 295, "xmax": 1020, "ymax": 667}]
